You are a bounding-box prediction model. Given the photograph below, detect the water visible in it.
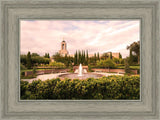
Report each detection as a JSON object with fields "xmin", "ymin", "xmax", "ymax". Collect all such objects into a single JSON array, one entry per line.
[
  {"xmin": 59, "ymin": 64, "xmax": 104, "ymax": 79},
  {"xmin": 58, "ymin": 73, "xmax": 104, "ymax": 80},
  {"xmin": 78, "ymin": 63, "xmax": 83, "ymax": 76}
]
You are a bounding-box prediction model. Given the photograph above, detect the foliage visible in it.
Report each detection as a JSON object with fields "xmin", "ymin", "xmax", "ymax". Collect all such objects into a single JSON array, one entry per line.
[
  {"xmin": 96, "ymin": 59, "xmax": 116, "ymax": 69},
  {"xmin": 130, "ymin": 66, "xmax": 140, "ymax": 69},
  {"xmin": 20, "ymin": 81, "xmax": 30, "ymax": 99},
  {"xmin": 119, "ymin": 53, "xmax": 122, "ymax": 59},
  {"xmin": 31, "ymin": 53, "xmax": 40, "ymax": 57},
  {"xmin": 32, "ymin": 67, "xmax": 37, "ymax": 75},
  {"xmin": 73, "ymin": 50, "xmax": 101, "ymax": 66},
  {"xmin": 49, "ymin": 61, "xmax": 65, "ymax": 68},
  {"xmin": 20, "ymin": 75, "xmax": 140, "ymax": 100},
  {"xmin": 21, "ymin": 55, "xmax": 27, "ymax": 65},
  {"xmin": 74, "ymin": 50, "xmax": 87, "ymax": 65},
  {"xmin": 21, "ymin": 74, "xmax": 37, "ymax": 79},
  {"xmin": 32, "ymin": 56, "xmax": 50, "ymax": 65},
  {"xmin": 20, "ymin": 64, "xmax": 27, "ymax": 70},
  {"xmin": 21, "ymin": 52, "xmax": 50, "ymax": 68},
  {"xmin": 113, "ymin": 58, "xmax": 120, "ymax": 64},
  {"xmin": 101, "ymin": 53, "xmax": 110, "ymax": 60},
  {"xmin": 110, "ymin": 52, "xmax": 112, "ymax": 59},
  {"xmin": 53, "ymin": 53, "xmax": 73, "ymax": 67},
  {"xmin": 127, "ymin": 41, "xmax": 140, "ymax": 64},
  {"xmin": 125, "ymin": 59, "xmax": 131, "ymax": 73},
  {"xmin": 26, "ymin": 51, "xmax": 32, "ymax": 69},
  {"xmin": 44, "ymin": 53, "xmax": 50, "ymax": 58},
  {"xmin": 97, "ymin": 52, "xmax": 100, "ymax": 61},
  {"xmin": 88, "ymin": 64, "xmax": 93, "ymax": 72}
]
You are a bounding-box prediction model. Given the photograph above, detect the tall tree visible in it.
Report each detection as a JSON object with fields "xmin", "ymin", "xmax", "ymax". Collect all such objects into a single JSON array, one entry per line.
[
  {"xmin": 97, "ymin": 52, "xmax": 100, "ymax": 61},
  {"xmin": 31, "ymin": 53, "xmax": 40, "ymax": 57},
  {"xmin": 110, "ymin": 52, "xmax": 112, "ymax": 59},
  {"xmin": 94, "ymin": 53, "xmax": 97, "ymax": 63},
  {"xmin": 81, "ymin": 50, "xmax": 84, "ymax": 64},
  {"xmin": 127, "ymin": 41, "xmax": 140, "ymax": 64},
  {"xmin": 74, "ymin": 50, "xmax": 78, "ymax": 65},
  {"xmin": 129, "ymin": 50, "xmax": 134, "ymax": 65},
  {"xmin": 101, "ymin": 53, "xmax": 109, "ymax": 60},
  {"xmin": 83, "ymin": 50, "xmax": 86, "ymax": 64},
  {"xmin": 78, "ymin": 50, "xmax": 81, "ymax": 64},
  {"xmin": 119, "ymin": 53, "xmax": 122, "ymax": 59},
  {"xmin": 48, "ymin": 53, "xmax": 50, "ymax": 58},
  {"xmin": 44, "ymin": 53, "xmax": 50, "ymax": 58},
  {"xmin": 26, "ymin": 51, "xmax": 32, "ymax": 69},
  {"xmin": 86, "ymin": 50, "xmax": 89, "ymax": 64}
]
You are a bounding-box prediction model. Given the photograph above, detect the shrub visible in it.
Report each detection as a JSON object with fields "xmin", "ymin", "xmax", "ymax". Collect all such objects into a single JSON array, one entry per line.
[
  {"xmin": 125, "ymin": 59, "xmax": 131, "ymax": 73},
  {"xmin": 32, "ymin": 67, "xmax": 37, "ymax": 75},
  {"xmin": 21, "ymin": 71, "xmax": 25, "ymax": 76},
  {"xmin": 20, "ymin": 64, "xmax": 26, "ymax": 70},
  {"xmin": 96, "ymin": 59, "xmax": 116, "ymax": 69},
  {"xmin": 20, "ymin": 75, "xmax": 140, "ymax": 100},
  {"xmin": 49, "ymin": 61, "xmax": 65, "ymax": 68}
]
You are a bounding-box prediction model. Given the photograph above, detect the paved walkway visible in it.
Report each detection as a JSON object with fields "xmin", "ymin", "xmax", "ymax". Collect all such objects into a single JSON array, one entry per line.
[{"xmin": 21, "ymin": 73, "xmax": 67, "ymax": 83}]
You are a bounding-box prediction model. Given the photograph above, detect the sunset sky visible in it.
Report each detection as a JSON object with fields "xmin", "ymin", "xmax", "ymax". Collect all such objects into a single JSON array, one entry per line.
[{"xmin": 20, "ymin": 20, "xmax": 140, "ymax": 58}]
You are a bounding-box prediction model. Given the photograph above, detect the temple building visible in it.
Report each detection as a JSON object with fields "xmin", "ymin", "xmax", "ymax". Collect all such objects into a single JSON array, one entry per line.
[{"xmin": 58, "ymin": 40, "xmax": 121, "ymax": 59}]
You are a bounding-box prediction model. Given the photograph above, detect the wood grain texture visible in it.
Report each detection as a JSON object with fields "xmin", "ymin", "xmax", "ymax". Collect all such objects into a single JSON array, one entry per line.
[{"xmin": 0, "ymin": 0, "xmax": 159, "ymax": 119}]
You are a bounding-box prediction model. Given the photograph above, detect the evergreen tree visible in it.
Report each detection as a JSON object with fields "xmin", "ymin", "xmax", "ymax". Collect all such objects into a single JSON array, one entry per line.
[
  {"xmin": 81, "ymin": 50, "xmax": 84, "ymax": 64},
  {"xmin": 94, "ymin": 53, "xmax": 97, "ymax": 63},
  {"xmin": 86, "ymin": 50, "xmax": 89, "ymax": 64},
  {"xmin": 110, "ymin": 52, "xmax": 112, "ymax": 59},
  {"xmin": 78, "ymin": 50, "xmax": 81, "ymax": 64},
  {"xmin": 97, "ymin": 52, "xmax": 100, "ymax": 61},
  {"xmin": 48, "ymin": 53, "xmax": 50, "ymax": 58},
  {"xmin": 44, "ymin": 53, "xmax": 50, "ymax": 58},
  {"xmin": 26, "ymin": 51, "xmax": 32, "ymax": 69},
  {"xmin": 74, "ymin": 50, "xmax": 78, "ymax": 65},
  {"xmin": 119, "ymin": 53, "xmax": 122, "ymax": 59},
  {"xmin": 84, "ymin": 50, "xmax": 86, "ymax": 64},
  {"xmin": 31, "ymin": 53, "xmax": 39, "ymax": 57}
]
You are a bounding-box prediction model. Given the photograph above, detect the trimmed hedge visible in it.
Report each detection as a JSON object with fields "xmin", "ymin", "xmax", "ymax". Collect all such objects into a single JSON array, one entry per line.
[{"xmin": 20, "ymin": 75, "xmax": 140, "ymax": 100}]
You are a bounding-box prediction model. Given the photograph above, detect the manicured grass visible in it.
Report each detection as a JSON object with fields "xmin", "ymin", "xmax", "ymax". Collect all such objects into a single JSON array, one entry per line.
[
  {"xmin": 116, "ymin": 66, "xmax": 140, "ymax": 69},
  {"xmin": 130, "ymin": 66, "xmax": 140, "ymax": 69},
  {"xmin": 21, "ymin": 74, "xmax": 37, "ymax": 79},
  {"xmin": 21, "ymin": 68, "xmax": 53, "ymax": 72}
]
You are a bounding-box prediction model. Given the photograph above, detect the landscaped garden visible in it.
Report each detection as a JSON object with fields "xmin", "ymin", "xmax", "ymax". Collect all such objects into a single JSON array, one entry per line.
[{"xmin": 20, "ymin": 41, "xmax": 140, "ymax": 100}]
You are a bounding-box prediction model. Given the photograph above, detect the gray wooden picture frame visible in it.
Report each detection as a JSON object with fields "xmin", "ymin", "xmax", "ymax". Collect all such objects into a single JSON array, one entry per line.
[{"xmin": 0, "ymin": 0, "xmax": 159, "ymax": 119}]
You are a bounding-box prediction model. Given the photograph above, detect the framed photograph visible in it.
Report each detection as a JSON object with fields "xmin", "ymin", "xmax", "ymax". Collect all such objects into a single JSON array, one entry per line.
[
  {"xmin": 0, "ymin": 0, "xmax": 159, "ymax": 119},
  {"xmin": 20, "ymin": 20, "xmax": 140, "ymax": 100}
]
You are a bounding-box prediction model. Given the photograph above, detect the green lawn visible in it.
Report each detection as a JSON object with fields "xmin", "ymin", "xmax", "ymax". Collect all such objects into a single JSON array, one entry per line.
[
  {"xmin": 116, "ymin": 66, "xmax": 140, "ymax": 69},
  {"xmin": 130, "ymin": 66, "xmax": 140, "ymax": 69},
  {"xmin": 21, "ymin": 68, "xmax": 52, "ymax": 72}
]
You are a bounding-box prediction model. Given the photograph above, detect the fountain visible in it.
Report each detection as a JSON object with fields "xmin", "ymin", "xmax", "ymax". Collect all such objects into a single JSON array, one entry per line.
[
  {"xmin": 58, "ymin": 64, "xmax": 103, "ymax": 80},
  {"xmin": 78, "ymin": 63, "xmax": 83, "ymax": 76}
]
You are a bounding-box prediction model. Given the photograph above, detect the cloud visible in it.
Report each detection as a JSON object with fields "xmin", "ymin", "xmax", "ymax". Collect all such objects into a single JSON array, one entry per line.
[{"xmin": 20, "ymin": 20, "xmax": 140, "ymax": 58}]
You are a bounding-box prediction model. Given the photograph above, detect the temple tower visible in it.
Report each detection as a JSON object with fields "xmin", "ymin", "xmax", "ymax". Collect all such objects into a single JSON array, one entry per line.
[{"xmin": 59, "ymin": 40, "xmax": 69, "ymax": 56}]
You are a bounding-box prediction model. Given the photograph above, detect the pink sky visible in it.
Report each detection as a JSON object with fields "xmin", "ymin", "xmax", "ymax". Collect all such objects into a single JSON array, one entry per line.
[{"xmin": 20, "ymin": 20, "xmax": 140, "ymax": 58}]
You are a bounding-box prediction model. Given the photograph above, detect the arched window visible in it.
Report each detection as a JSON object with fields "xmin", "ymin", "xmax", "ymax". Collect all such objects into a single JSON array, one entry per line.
[{"xmin": 62, "ymin": 44, "xmax": 64, "ymax": 50}]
